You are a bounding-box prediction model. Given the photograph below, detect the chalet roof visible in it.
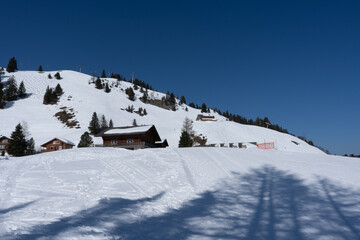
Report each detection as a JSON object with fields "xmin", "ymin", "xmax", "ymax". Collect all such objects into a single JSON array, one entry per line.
[
  {"xmin": 41, "ymin": 138, "xmax": 75, "ymax": 147},
  {"xmin": 197, "ymin": 114, "xmax": 215, "ymax": 118},
  {"xmin": 0, "ymin": 136, "xmax": 10, "ymax": 141},
  {"xmin": 96, "ymin": 125, "xmax": 162, "ymax": 141}
]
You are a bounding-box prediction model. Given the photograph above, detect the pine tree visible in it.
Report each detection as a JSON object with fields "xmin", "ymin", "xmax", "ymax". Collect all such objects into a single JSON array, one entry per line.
[
  {"xmin": 140, "ymin": 91, "xmax": 148, "ymax": 103},
  {"xmin": 43, "ymin": 86, "xmax": 57, "ymax": 104},
  {"xmin": 201, "ymin": 103, "xmax": 207, "ymax": 113},
  {"xmin": 180, "ymin": 96, "xmax": 186, "ymax": 104},
  {"xmin": 143, "ymin": 109, "xmax": 147, "ymax": 115},
  {"xmin": 95, "ymin": 77, "xmax": 102, "ymax": 89},
  {"xmin": 88, "ymin": 112, "xmax": 101, "ymax": 134},
  {"xmin": 77, "ymin": 132, "xmax": 93, "ymax": 148},
  {"xmin": 48, "ymin": 74, "xmax": 52, "ymax": 79},
  {"xmin": 104, "ymin": 83, "xmax": 110, "ymax": 93},
  {"xmin": 178, "ymin": 131, "xmax": 193, "ymax": 147},
  {"xmin": 38, "ymin": 65, "xmax": 43, "ymax": 72},
  {"xmin": 125, "ymin": 87, "xmax": 135, "ymax": 101},
  {"xmin": 18, "ymin": 81, "xmax": 26, "ymax": 98},
  {"xmin": 133, "ymin": 118, "xmax": 137, "ymax": 126},
  {"xmin": 26, "ymin": 138, "xmax": 36, "ymax": 155},
  {"xmin": 54, "ymin": 72, "xmax": 61, "ymax": 80},
  {"xmin": 55, "ymin": 83, "xmax": 63, "ymax": 96},
  {"xmin": 6, "ymin": 57, "xmax": 18, "ymax": 73},
  {"xmin": 109, "ymin": 119, "xmax": 114, "ymax": 128},
  {"xmin": 5, "ymin": 76, "xmax": 18, "ymax": 101},
  {"xmin": 101, "ymin": 69, "xmax": 107, "ymax": 78},
  {"xmin": 101, "ymin": 115, "xmax": 108, "ymax": 129},
  {"xmin": 0, "ymin": 81, "xmax": 6, "ymax": 109},
  {"xmin": 7, "ymin": 123, "xmax": 27, "ymax": 156},
  {"xmin": 169, "ymin": 92, "xmax": 176, "ymax": 106}
]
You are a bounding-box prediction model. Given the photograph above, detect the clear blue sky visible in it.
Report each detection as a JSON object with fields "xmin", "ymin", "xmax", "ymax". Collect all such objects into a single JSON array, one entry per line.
[{"xmin": 1, "ymin": 0, "xmax": 359, "ymax": 155}]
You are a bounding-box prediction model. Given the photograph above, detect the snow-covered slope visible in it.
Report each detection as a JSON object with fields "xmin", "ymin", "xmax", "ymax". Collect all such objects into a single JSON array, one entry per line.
[
  {"xmin": 0, "ymin": 148, "xmax": 359, "ymax": 239},
  {"xmin": 0, "ymin": 70, "xmax": 322, "ymax": 154}
]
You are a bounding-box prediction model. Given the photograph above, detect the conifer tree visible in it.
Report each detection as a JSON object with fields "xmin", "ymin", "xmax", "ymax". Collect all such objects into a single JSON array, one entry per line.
[
  {"xmin": 54, "ymin": 72, "xmax": 61, "ymax": 80},
  {"xmin": 7, "ymin": 123, "xmax": 27, "ymax": 156},
  {"xmin": 43, "ymin": 86, "xmax": 57, "ymax": 104},
  {"xmin": 109, "ymin": 119, "xmax": 114, "ymax": 128},
  {"xmin": 143, "ymin": 109, "xmax": 147, "ymax": 115},
  {"xmin": 101, "ymin": 115, "xmax": 108, "ymax": 129},
  {"xmin": 26, "ymin": 138, "xmax": 36, "ymax": 155},
  {"xmin": 169, "ymin": 92, "xmax": 176, "ymax": 106},
  {"xmin": 104, "ymin": 83, "xmax": 110, "ymax": 93},
  {"xmin": 5, "ymin": 76, "xmax": 18, "ymax": 101},
  {"xmin": 38, "ymin": 65, "xmax": 43, "ymax": 72},
  {"xmin": 55, "ymin": 83, "xmax": 63, "ymax": 96},
  {"xmin": 0, "ymin": 81, "xmax": 5, "ymax": 109},
  {"xmin": 101, "ymin": 69, "xmax": 107, "ymax": 78},
  {"xmin": 88, "ymin": 112, "xmax": 101, "ymax": 134},
  {"xmin": 77, "ymin": 132, "xmax": 93, "ymax": 148},
  {"xmin": 201, "ymin": 103, "xmax": 207, "ymax": 113},
  {"xmin": 133, "ymin": 118, "xmax": 137, "ymax": 126},
  {"xmin": 180, "ymin": 96, "xmax": 186, "ymax": 104},
  {"xmin": 6, "ymin": 57, "xmax": 18, "ymax": 73},
  {"xmin": 125, "ymin": 87, "xmax": 135, "ymax": 101},
  {"xmin": 140, "ymin": 91, "xmax": 148, "ymax": 103},
  {"xmin": 178, "ymin": 131, "xmax": 193, "ymax": 147},
  {"xmin": 95, "ymin": 77, "xmax": 102, "ymax": 89},
  {"xmin": 48, "ymin": 74, "xmax": 52, "ymax": 79},
  {"xmin": 18, "ymin": 81, "xmax": 26, "ymax": 98}
]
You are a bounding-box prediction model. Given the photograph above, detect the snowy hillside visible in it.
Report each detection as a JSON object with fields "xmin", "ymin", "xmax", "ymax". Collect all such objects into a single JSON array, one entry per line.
[
  {"xmin": 0, "ymin": 148, "xmax": 359, "ymax": 239},
  {"xmin": 0, "ymin": 70, "xmax": 322, "ymax": 154}
]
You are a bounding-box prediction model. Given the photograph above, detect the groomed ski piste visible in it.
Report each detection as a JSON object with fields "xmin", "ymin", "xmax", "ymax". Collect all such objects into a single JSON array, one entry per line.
[
  {"xmin": 1, "ymin": 70, "xmax": 360, "ymax": 239},
  {"xmin": 1, "ymin": 147, "xmax": 360, "ymax": 239}
]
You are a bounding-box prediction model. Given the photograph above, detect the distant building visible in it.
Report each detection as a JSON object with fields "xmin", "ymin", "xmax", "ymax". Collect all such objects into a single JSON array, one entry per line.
[
  {"xmin": 41, "ymin": 138, "xmax": 75, "ymax": 152},
  {"xmin": 95, "ymin": 125, "xmax": 168, "ymax": 150},
  {"xmin": 196, "ymin": 114, "xmax": 217, "ymax": 121},
  {"xmin": 0, "ymin": 136, "xmax": 10, "ymax": 156}
]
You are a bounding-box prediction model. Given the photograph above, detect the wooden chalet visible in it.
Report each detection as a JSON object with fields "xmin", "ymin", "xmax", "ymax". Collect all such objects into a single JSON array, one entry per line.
[
  {"xmin": 0, "ymin": 136, "xmax": 10, "ymax": 156},
  {"xmin": 196, "ymin": 114, "xmax": 217, "ymax": 121},
  {"xmin": 41, "ymin": 138, "xmax": 75, "ymax": 152},
  {"xmin": 95, "ymin": 125, "xmax": 168, "ymax": 150}
]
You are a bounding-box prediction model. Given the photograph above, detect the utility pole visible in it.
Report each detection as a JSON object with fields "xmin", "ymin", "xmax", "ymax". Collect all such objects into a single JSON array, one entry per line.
[{"xmin": 79, "ymin": 65, "xmax": 82, "ymax": 73}]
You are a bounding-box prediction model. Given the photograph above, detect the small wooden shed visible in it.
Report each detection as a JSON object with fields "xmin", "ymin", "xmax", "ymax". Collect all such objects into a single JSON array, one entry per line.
[
  {"xmin": 196, "ymin": 114, "xmax": 217, "ymax": 121},
  {"xmin": 0, "ymin": 136, "xmax": 10, "ymax": 156}
]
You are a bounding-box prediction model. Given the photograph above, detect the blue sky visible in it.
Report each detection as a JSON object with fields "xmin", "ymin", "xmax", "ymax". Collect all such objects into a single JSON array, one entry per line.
[{"xmin": 1, "ymin": 0, "xmax": 359, "ymax": 155}]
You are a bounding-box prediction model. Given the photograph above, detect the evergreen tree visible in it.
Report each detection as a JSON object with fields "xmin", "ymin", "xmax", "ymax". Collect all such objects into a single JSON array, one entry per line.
[
  {"xmin": 101, "ymin": 115, "xmax": 108, "ymax": 129},
  {"xmin": 125, "ymin": 87, "xmax": 135, "ymax": 101},
  {"xmin": 38, "ymin": 65, "xmax": 43, "ymax": 72},
  {"xmin": 140, "ymin": 91, "xmax": 148, "ymax": 103},
  {"xmin": 133, "ymin": 118, "xmax": 137, "ymax": 126},
  {"xmin": 18, "ymin": 81, "xmax": 26, "ymax": 98},
  {"xmin": 26, "ymin": 138, "xmax": 36, "ymax": 155},
  {"xmin": 77, "ymin": 132, "xmax": 93, "ymax": 148},
  {"xmin": 101, "ymin": 69, "xmax": 107, "ymax": 78},
  {"xmin": 48, "ymin": 74, "xmax": 52, "ymax": 79},
  {"xmin": 5, "ymin": 76, "xmax": 18, "ymax": 101},
  {"xmin": 178, "ymin": 131, "xmax": 193, "ymax": 147},
  {"xmin": 0, "ymin": 81, "xmax": 5, "ymax": 109},
  {"xmin": 88, "ymin": 112, "xmax": 101, "ymax": 134},
  {"xmin": 143, "ymin": 109, "xmax": 147, "ymax": 115},
  {"xmin": 43, "ymin": 86, "xmax": 57, "ymax": 104},
  {"xmin": 180, "ymin": 96, "xmax": 186, "ymax": 104},
  {"xmin": 6, "ymin": 57, "xmax": 18, "ymax": 73},
  {"xmin": 201, "ymin": 103, "xmax": 207, "ymax": 113},
  {"xmin": 55, "ymin": 83, "xmax": 63, "ymax": 96},
  {"xmin": 169, "ymin": 92, "xmax": 176, "ymax": 106},
  {"xmin": 134, "ymin": 84, "xmax": 139, "ymax": 90},
  {"xmin": 54, "ymin": 72, "xmax": 61, "ymax": 80},
  {"xmin": 109, "ymin": 119, "xmax": 114, "ymax": 128},
  {"xmin": 95, "ymin": 77, "xmax": 102, "ymax": 89},
  {"xmin": 189, "ymin": 102, "xmax": 195, "ymax": 108},
  {"xmin": 104, "ymin": 83, "xmax": 110, "ymax": 93},
  {"xmin": 7, "ymin": 123, "xmax": 27, "ymax": 156}
]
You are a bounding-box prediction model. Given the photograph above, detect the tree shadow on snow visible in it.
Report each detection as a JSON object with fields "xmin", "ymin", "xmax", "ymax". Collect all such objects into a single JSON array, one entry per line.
[
  {"xmin": 14, "ymin": 166, "xmax": 360, "ymax": 240},
  {"xmin": 0, "ymin": 201, "xmax": 36, "ymax": 215}
]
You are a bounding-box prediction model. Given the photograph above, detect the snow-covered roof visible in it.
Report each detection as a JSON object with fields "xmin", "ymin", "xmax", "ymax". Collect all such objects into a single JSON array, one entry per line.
[
  {"xmin": 103, "ymin": 125, "xmax": 153, "ymax": 135},
  {"xmin": 41, "ymin": 137, "xmax": 75, "ymax": 147}
]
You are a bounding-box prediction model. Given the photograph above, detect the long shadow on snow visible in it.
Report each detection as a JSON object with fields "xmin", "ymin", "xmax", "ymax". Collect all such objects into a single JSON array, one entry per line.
[
  {"xmin": 14, "ymin": 166, "xmax": 360, "ymax": 240},
  {"xmin": 0, "ymin": 201, "xmax": 36, "ymax": 215}
]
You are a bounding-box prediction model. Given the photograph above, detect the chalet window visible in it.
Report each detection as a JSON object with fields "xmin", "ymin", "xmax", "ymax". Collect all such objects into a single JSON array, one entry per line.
[
  {"xmin": 0, "ymin": 145, "xmax": 4, "ymax": 149},
  {"xmin": 110, "ymin": 139, "xmax": 117, "ymax": 144},
  {"xmin": 59, "ymin": 146, "xmax": 63, "ymax": 150},
  {"xmin": 50, "ymin": 146, "xmax": 54, "ymax": 150},
  {"xmin": 2, "ymin": 140, "xmax": 8, "ymax": 143},
  {"xmin": 126, "ymin": 138, "xmax": 134, "ymax": 143},
  {"xmin": 53, "ymin": 140, "xmax": 58, "ymax": 144}
]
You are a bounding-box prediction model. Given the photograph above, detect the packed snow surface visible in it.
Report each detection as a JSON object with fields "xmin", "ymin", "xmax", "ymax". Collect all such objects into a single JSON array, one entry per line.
[{"xmin": 0, "ymin": 147, "xmax": 360, "ymax": 239}]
